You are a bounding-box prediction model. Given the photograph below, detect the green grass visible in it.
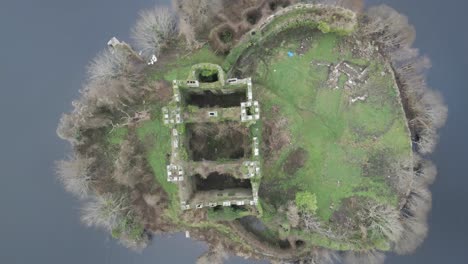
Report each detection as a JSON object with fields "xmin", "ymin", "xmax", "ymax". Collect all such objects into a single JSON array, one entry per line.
[
  {"xmin": 207, "ymin": 207, "xmax": 253, "ymax": 222},
  {"xmin": 102, "ymin": 127, "xmax": 129, "ymax": 163},
  {"xmin": 135, "ymin": 105, "xmax": 181, "ymax": 220},
  {"xmin": 162, "ymin": 46, "xmax": 224, "ymax": 81},
  {"xmin": 136, "ymin": 116, "xmax": 174, "ymax": 192},
  {"xmin": 130, "ymin": 27, "xmax": 410, "ymax": 251},
  {"xmin": 254, "ymin": 32, "xmax": 411, "ymax": 244},
  {"xmin": 107, "ymin": 127, "xmax": 128, "ymax": 145},
  {"xmin": 338, "ymin": 74, "xmax": 348, "ymax": 89}
]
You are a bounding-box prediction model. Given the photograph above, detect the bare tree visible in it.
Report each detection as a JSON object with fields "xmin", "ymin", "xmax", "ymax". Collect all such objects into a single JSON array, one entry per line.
[
  {"xmin": 396, "ymin": 56, "xmax": 431, "ymax": 82},
  {"xmin": 55, "ymin": 155, "xmax": 94, "ymax": 199},
  {"xmin": 81, "ymin": 193, "xmax": 130, "ymax": 231},
  {"xmin": 396, "ymin": 173, "xmax": 432, "ymax": 254},
  {"xmin": 56, "ymin": 113, "xmax": 80, "ymax": 144},
  {"xmin": 392, "ymin": 49, "xmax": 447, "ymax": 155},
  {"xmin": 81, "ymin": 192, "xmax": 152, "ymax": 251},
  {"xmin": 109, "ymin": 108, "xmax": 150, "ymax": 133},
  {"xmin": 87, "ymin": 48, "xmax": 128, "ymax": 83},
  {"xmin": 300, "ymin": 212, "xmax": 345, "ymax": 240},
  {"xmin": 362, "ymin": 5, "xmax": 415, "ymax": 53},
  {"xmin": 58, "ymin": 64, "xmax": 139, "ymax": 144},
  {"xmin": 412, "ymin": 89, "xmax": 448, "ymax": 129},
  {"xmin": 390, "ymin": 47, "xmax": 419, "ymax": 64},
  {"xmin": 113, "ymin": 140, "xmax": 147, "ymax": 188},
  {"xmin": 397, "ymin": 190, "xmax": 430, "ymax": 253},
  {"xmin": 395, "ymin": 214, "xmax": 428, "ymax": 254},
  {"xmin": 406, "ymin": 181, "xmax": 432, "ymax": 219},
  {"xmin": 413, "ymin": 129, "xmax": 437, "ymax": 155},
  {"xmin": 410, "ymin": 89, "xmax": 447, "ymax": 154},
  {"xmin": 131, "ymin": 6, "xmax": 178, "ymax": 58},
  {"xmin": 362, "ymin": 5, "xmax": 447, "ymax": 155},
  {"xmin": 56, "ymin": 98, "xmax": 112, "ymax": 145},
  {"xmin": 388, "ymin": 157, "xmax": 414, "ymax": 197},
  {"xmin": 286, "ymin": 202, "xmax": 300, "ymax": 228},
  {"xmin": 84, "ymin": 75, "xmax": 146, "ymax": 112},
  {"xmin": 302, "ymin": 212, "xmax": 322, "ymax": 232},
  {"xmin": 172, "ymin": 0, "xmax": 222, "ymax": 43},
  {"xmin": 356, "ymin": 200, "xmax": 403, "ymax": 244},
  {"xmin": 118, "ymin": 231, "xmax": 150, "ymax": 252},
  {"xmin": 414, "ymin": 156, "xmax": 437, "ymax": 186}
]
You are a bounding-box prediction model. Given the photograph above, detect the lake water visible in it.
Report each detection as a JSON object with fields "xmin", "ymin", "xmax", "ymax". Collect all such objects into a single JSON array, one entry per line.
[{"xmin": 0, "ymin": 0, "xmax": 466, "ymax": 263}]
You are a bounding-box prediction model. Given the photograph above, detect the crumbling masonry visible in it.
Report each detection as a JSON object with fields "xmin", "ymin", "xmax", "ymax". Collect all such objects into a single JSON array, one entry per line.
[{"xmin": 162, "ymin": 63, "xmax": 261, "ymax": 211}]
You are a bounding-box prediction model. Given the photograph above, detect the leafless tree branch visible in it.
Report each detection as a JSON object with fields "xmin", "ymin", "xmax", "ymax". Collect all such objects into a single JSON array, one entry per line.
[
  {"xmin": 55, "ymin": 155, "xmax": 94, "ymax": 199},
  {"xmin": 81, "ymin": 193, "xmax": 130, "ymax": 231},
  {"xmin": 131, "ymin": 6, "xmax": 178, "ymax": 58}
]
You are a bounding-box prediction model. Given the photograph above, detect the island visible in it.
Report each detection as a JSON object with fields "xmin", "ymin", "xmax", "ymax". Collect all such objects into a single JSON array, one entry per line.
[{"xmin": 56, "ymin": 1, "xmax": 447, "ymax": 263}]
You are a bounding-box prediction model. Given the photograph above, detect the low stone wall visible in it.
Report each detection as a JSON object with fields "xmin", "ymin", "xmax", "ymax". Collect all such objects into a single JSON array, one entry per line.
[{"xmin": 224, "ymin": 4, "xmax": 357, "ymax": 70}]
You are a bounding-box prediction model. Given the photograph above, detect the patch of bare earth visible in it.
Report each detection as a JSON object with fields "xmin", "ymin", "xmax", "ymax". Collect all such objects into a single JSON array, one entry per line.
[
  {"xmin": 330, "ymin": 197, "xmax": 360, "ymax": 236},
  {"xmin": 282, "ymin": 148, "xmax": 308, "ymax": 175},
  {"xmin": 262, "ymin": 105, "xmax": 291, "ymax": 164}
]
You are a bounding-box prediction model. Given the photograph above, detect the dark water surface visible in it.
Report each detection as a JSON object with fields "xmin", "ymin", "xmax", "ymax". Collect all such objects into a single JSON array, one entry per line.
[{"xmin": 0, "ymin": 0, "xmax": 466, "ymax": 263}]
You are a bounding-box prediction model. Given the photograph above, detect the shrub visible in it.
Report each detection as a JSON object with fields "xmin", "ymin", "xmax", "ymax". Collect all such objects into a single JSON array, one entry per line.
[
  {"xmin": 197, "ymin": 68, "xmax": 219, "ymax": 83},
  {"xmin": 219, "ymin": 30, "xmax": 233, "ymax": 43},
  {"xmin": 318, "ymin": 21, "xmax": 331, "ymax": 33},
  {"xmin": 295, "ymin": 191, "xmax": 318, "ymax": 214}
]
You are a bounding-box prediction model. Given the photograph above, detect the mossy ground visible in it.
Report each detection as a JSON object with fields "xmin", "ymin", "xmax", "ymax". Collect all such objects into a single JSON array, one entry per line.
[
  {"xmin": 104, "ymin": 28, "xmax": 410, "ymax": 251},
  {"xmin": 252, "ymin": 31, "xmax": 411, "ymax": 250},
  {"xmin": 256, "ymin": 32, "xmax": 410, "ymax": 219}
]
